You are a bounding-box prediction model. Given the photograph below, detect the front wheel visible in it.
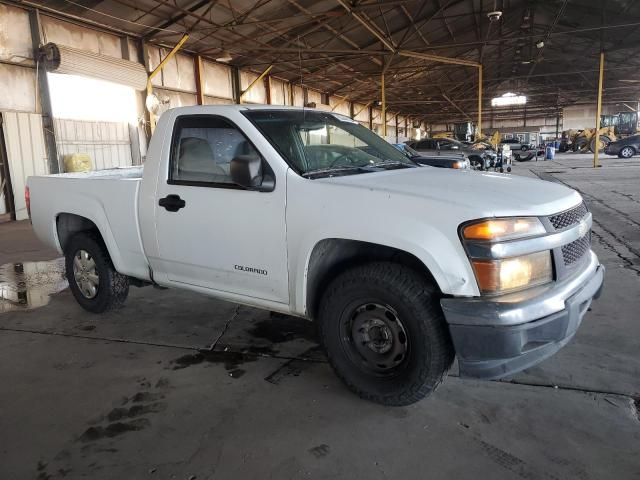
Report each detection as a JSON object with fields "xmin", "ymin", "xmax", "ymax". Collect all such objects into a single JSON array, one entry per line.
[
  {"xmin": 65, "ymin": 232, "xmax": 129, "ymax": 313},
  {"xmin": 589, "ymin": 135, "xmax": 610, "ymax": 153},
  {"xmin": 317, "ymin": 262, "xmax": 454, "ymax": 406},
  {"xmin": 521, "ymin": 145, "xmax": 528, "ymax": 151},
  {"xmin": 619, "ymin": 146, "xmax": 635, "ymax": 158}
]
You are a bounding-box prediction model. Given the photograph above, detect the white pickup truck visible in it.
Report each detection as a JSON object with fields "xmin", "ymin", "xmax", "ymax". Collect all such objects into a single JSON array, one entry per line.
[{"xmin": 28, "ymin": 106, "xmax": 604, "ymax": 406}]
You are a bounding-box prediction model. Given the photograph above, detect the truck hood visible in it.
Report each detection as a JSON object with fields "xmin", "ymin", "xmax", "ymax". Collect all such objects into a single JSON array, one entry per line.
[{"xmin": 317, "ymin": 167, "xmax": 582, "ymax": 218}]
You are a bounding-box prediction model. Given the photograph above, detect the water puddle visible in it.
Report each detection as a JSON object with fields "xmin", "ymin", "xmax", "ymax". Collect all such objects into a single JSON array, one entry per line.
[{"xmin": 0, "ymin": 258, "xmax": 68, "ymax": 313}]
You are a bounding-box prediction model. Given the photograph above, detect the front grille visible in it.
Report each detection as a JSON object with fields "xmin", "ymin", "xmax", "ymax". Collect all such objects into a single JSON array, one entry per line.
[
  {"xmin": 561, "ymin": 233, "xmax": 591, "ymax": 266},
  {"xmin": 549, "ymin": 202, "xmax": 588, "ymax": 230}
]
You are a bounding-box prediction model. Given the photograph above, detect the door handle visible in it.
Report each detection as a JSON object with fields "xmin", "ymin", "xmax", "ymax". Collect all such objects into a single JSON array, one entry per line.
[{"xmin": 158, "ymin": 194, "xmax": 186, "ymax": 212}]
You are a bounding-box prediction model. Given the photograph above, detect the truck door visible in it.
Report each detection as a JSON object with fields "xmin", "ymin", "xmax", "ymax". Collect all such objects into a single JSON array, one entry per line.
[{"xmin": 152, "ymin": 114, "xmax": 289, "ymax": 304}]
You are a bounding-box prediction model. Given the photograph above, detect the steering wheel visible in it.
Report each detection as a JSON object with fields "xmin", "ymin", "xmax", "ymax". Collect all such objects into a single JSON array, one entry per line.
[{"xmin": 329, "ymin": 153, "xmax": 356, "ymax": 168}]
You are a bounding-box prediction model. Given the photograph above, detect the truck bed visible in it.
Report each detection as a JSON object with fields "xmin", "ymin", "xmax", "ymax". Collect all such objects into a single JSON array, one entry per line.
[
  {"xmin": 45, "ymin": 166, "xmax": 144, "ymax": 180},
  {"xmin": 28, "ymin": 166, "xmax": 150, "ymax": 281}
]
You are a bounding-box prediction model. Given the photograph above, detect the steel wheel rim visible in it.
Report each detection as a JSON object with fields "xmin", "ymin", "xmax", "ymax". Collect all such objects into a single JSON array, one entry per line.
[
  {"xmin": 622, "ymin": 147, "xmax": 633, "ymax": 157},
  {"xmin": 341, "ymin": 302, "xmax": 410, "ymax": 376},
  {"xmin": 73, "ymin": 249, "xmax": 99, "ymax": 299}
]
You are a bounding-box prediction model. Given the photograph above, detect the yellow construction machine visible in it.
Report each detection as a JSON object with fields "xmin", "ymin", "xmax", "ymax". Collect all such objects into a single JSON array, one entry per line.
[
  {"xmin": 432, "ymin": 131, "xmax": 454, "ymax": 139},
  {"xmin": 560, "ymin": 126, "xmax": 616, "ymax": 153},
  {"xmin": 560, "ymin": 111, "xmax": 638, "ymax": 153}
]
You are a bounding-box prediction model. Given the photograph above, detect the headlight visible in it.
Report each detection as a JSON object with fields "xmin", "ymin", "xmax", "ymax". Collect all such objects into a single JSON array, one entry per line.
[
  {"xmin": 461, "ymin": 217, "xmax": 552, "ymax": 295},
  {"xmin": 462, "ymin": 217, "xmax": 546, "ymax": 242},
  {"xmin": 452, "ymin": 160, "xmax": 465, "ymax": 169},
  {"xmin": 470, "ymin": 251, "xmax": 552, "ymax": 294}
]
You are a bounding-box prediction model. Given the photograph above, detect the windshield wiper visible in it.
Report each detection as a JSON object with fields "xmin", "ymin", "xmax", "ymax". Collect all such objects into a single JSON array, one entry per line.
[
  {"xmin": 369, "ymin": 160, "xmax": 417, "ymax": 169},
  {"xmin": 301, "ymin": 166, "xmax": 371, "ymax": 178},
  {"xmin": 302, "ymin": 161, "xmax": 416, "ymax": 178}
]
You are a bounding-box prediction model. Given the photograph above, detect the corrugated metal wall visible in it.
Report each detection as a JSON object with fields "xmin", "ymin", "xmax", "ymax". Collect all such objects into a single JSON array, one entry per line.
[
  {"xmin": 1, "ymin": 111, "xmax": 48, "ymax": 220},
  {"xmin": 54, "ymin": 118, "xmax": 133, "ymax": 170}
]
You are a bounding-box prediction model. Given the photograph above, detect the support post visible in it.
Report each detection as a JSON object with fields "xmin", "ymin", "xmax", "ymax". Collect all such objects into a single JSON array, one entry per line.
[
  {"xmin": 330, "ymin": 95, "xmax": 349, "ymax": 112},
  {"xmin": 594, "ymin": 51, "xmax": 605, "ymax": 168},
  {"xmin": 140, "ymin": 40, "xmax": 153, "ymax": 143},
  {"xmin": 353, "ymin": 101, "xmax": 372, "ymax": 119},
  {"xmin": 395, "ymin": 114, "xmax": 399, "ymax": 143},
  {"xmin": 194, "ymin": 55, "xmax": 204, "ymax": 105},
  {"xmin": 147, "ymin": 34, "xmax": 189, "ymax": 132},
  {"xmin": 240, "ymin": 65, "xmax": 273, "ymax": 103},
  {"xmin": 381, "ymin": 73, "xmax": 386, "ymax": 138},
  {"xmin": 265, "ymin": 75, "xmax": 272, "ymax": 104},
  {"xmin": 232, "ymin": 67, "xmax": 241, "ymax": 104},
  {"xmin": 477, "ymin": 64, "xmax": 483, "ymax": 141},
  {"xmin": 29, "ymin": 9, "xmax": 59, "ymax": 174}
]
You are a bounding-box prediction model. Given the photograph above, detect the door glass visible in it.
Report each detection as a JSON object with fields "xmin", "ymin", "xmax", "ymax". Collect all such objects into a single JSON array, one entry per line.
[{"xmin": 171, "ymin": 116, "xmax": 260, "ymax": 185}]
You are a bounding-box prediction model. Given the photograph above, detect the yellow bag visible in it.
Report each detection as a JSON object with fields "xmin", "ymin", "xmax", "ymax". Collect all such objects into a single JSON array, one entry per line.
[{"xmin": 63, "ymin": 153, "xmax": 92, "ymax": 173}]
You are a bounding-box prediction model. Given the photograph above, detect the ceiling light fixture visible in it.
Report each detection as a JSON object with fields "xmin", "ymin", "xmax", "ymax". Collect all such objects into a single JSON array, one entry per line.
[
  {"xmin": 491, "ymin": 92, "xmax": 527, "ymax": 107},
  {"xmin": 216, "ymin": 50, "xmax": 233, "ymax": 62},
  {"xmin": 487, "ymin": 10, "xmax": 502, "ymax": 22}
]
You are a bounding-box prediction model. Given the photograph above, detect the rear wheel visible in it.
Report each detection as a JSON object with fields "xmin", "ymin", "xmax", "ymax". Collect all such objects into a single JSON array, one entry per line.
[
  {"xmin": 589, "ymin": 135, "xmax": 610, "ymax": 153},
  {"xmin": 65, "ymin": 232, "xmax": 129, "ymax": 313},
  {"xmin": 574, "ymin": 137, "xmax": 588, "ymax": 151},
  {"xmin": 317, "ymin": 262, "xmax": 454, "ymax": 406},
  {"xmin": 619, "ymin": 146, "xmax": 635, "ymax": 158}
]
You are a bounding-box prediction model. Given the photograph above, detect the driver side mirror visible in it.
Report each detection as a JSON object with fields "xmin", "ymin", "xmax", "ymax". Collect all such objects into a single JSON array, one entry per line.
[{"xmin": 230, "ymin": 154, "xmax": 274, "ymax": 192}]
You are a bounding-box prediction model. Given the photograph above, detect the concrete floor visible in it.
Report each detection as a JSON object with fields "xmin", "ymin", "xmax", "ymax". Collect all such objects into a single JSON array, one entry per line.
[{"xmin": 1, "ymin": 153, "xmax": 639, "ymax": 480}]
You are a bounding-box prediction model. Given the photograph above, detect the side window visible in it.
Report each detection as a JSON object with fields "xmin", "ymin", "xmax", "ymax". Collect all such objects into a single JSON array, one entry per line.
[{"xmin": 170, "ymin": 116, "xmax": 261, "ymax": 185}]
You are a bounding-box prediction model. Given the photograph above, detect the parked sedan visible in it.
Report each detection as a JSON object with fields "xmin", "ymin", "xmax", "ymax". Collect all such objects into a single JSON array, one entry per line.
[
  {"xmin": 393, "ymin": 143, "xmax": 470, "ymax": 169},
  {"xmin": 604, "ymin": 135, "xmax": 640, "ymax": 158},
  {"xmin": 406, "ymin": 138, "xmax": 496, "ymax": 170}
]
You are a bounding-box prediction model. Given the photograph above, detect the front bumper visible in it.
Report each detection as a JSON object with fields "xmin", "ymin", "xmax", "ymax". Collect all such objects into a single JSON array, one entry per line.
[
  {"xmin": 441, "ymin": 252, "xmax": 604, "ymax": 379},
  {"xmin": 604, "ymin": 145, "xmax": 620, "ymax": 156}
]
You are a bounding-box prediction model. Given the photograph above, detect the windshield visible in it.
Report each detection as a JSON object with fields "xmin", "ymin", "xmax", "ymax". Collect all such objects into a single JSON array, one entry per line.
[
  {"xmin": 244, "ymin": 110, "xmax": 415, "ymax": 176},
  {"xmin": 443, "ymin": 139, "xmax": 466, "ymax": 149},
  {"xmin": 398, "ymin": 144, "xmax": 420, "ymax": 157}
]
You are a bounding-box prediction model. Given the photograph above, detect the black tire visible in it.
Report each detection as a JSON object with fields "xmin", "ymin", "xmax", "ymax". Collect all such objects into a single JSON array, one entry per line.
[
  {"xmin": 317, "ymin": 262, "xmax": 454, "ymax": 406},
  {"xmin": 619, "ymin": 146, "xmax": 635, "ymax": 158},
  {"xmin": 64, "ymin": 231, "xmax": 129, "ymax": 313},
  {"xmin": 589, "ymin": 135, "xmax": 610, "ymax": 153}
]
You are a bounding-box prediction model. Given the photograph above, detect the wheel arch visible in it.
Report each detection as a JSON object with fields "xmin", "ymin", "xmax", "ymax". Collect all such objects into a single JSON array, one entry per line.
[
  {"xmin": 304, "ymin": 238, "xmax": 442, "ymax": 320},
  {"xmin": 55, "ymin": 212, "xmax": 123, "ymax": 272},
  {"xmin": 56, "ymin": 212, "xmax": 101, "ymax": 252}
]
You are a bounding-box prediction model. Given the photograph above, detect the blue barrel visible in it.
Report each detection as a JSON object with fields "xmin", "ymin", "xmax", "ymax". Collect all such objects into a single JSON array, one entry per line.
[{"xmin": 545, "ymin": 145, "xmax": 555, "ymax": 160}]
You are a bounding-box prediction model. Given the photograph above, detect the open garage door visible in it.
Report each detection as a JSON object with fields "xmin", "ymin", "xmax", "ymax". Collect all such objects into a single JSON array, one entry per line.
[
  {"xmin": 42, "ymin": 43, "xmax": 143, "ymax": 172},
  {"xmin": 41, "ymin": 43, "xmax": 147, "ymax": 91},
  {"xmin": 54, "ymin": 118, "xmax": 135, "ymax": 170}
]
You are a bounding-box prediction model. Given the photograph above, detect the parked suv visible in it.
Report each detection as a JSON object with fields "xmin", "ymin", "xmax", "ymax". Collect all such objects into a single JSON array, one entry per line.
[{"xmin": 501, "ymin": 138, "xmax": 534, "ymax": 151}]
